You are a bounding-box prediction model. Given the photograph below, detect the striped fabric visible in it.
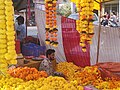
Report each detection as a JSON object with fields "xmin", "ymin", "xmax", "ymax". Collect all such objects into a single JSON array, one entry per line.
[{"xmin": 91, "ymin": 26, "xmax": 120, "ymax": 65}]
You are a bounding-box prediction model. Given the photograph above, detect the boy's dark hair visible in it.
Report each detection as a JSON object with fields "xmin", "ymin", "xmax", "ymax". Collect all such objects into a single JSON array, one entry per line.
[
  {"xmin": 46, "ymin": 49, "xmax": 55, "ymax": 58},
  {"xmin": 16, "ymin": 16, "xmax": 24, "ymax": 24},
  {"xmin": 112, "ymin": 11, "xmax": 116, "ymax": 15}
]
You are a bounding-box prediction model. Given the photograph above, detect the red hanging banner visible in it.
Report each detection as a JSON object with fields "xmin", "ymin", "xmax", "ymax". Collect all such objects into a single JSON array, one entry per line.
[{"xmin": 61, "ymin": 17, "xmax": 90, "ymax": 67}]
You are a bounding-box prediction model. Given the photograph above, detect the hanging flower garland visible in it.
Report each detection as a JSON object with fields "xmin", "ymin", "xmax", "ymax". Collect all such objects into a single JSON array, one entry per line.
[
  {"xmin": 0, "ymin": 0, "xmax": 17, "ymax": 74},
  {"xmin": 80, "ymin": 0, "xmax": 94, "ymax": 52},
  {"xmin": 5, "ymin": 0, "xmax": 17, "ymax": 65},
  {"xmin": 45, "ymin": 0, "xmax": 58, "ymax": 47},
  {"xmin": 71, "ymin": 0, "xmax": 94, "ymax": 52}
]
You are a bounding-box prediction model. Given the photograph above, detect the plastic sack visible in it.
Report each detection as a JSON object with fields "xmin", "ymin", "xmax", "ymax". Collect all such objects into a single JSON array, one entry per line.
[{"xmin": 22, "ymin": 43, "xmax": 46, "ymax": 57}]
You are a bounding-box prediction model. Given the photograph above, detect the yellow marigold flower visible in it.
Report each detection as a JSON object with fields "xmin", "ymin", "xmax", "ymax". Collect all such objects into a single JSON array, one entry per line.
[
  {"xmin": 4, "ymin": 1, "xmax": 13, "ymax": 5},
  {"xmin": 0, "ymin": 15, "xmax": 5, "ymax": 20},
  {"xmin": 0, "ymin": 39, "xmax": 7, "ymax": 44},
  {"xmin": 6, "ymin": 21, "xmax": 14, "ymax": 26},
  {"xmin": 0, "ymin": 44, "xmax": 7, "ymax": 49},
  {"xmin": 7, "ymin": 45, "xmax": 15, "ymax": 50},
  {"xmin": 0, "ymin": 5, "xmax": 5, "ymax": 9},
  {"xmin": 0, "ymin": 10, "xmax": 4, "ymax": 14},
  {"xmin": 9, "ymin": 60, "xmax": 17, "ymax": 64},
  {"xmin": 0, "ymin": 49, "xmax": 7, "ymax": 54},
  {"xmin": 0, "ymin": 34, "xmax": 6, "ymax": 39},
  {"xmin": 7, "ymin": 36, "xmax": 15, "ymax": 41}
]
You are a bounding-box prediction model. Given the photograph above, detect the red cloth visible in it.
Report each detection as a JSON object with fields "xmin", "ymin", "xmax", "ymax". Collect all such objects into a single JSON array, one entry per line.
[
  {"xmin": 96, "ymin": 62, "xmax": 120, "ymax": 80},
  {"xmin": 97, "ymin": 62, "xmax": 120, "ymax": 73},
  {"xmin": 15, "ymin": 40, "xmax": 21, "ymax": 54},
  {"xmin": 61, "ymin": 17, "xmax": 90, "ymax": 67}
]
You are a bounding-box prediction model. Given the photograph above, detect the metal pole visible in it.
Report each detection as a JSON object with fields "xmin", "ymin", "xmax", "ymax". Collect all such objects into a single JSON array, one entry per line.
[
  {"xmin": 26, "ymin": 0, "xmax": 28, "ymax": 37},
  {"xmin": 119, "ymin": 0, "xmax": 120, "ymax": 22},
  {"xmin": 96, "ymin": 1, "xmax": 102, "ymax": 64}
]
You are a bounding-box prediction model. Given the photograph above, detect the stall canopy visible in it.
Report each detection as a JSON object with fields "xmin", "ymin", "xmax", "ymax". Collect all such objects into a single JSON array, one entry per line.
[
  {"xmin": 13, "ymin": 0, "xmax": 115, "ymax": 11},
  {"xmin": 70, "ymin": 0, "xmax": 115, "ymax": 10},
  {"xmin": 94, "ymin": 0, "xmax": 116, "ymax": 10},
  {"xmin": 12, "ymin": 0, "xmax": 33, "ymax": 11},
  {"xmin": 12, "ymin": 0, "xmax": 27, "ymax": 11}
]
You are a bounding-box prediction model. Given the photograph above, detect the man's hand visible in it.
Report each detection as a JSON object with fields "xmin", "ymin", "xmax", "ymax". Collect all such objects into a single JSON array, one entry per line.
[{"xmin": 8, "ymin": 65, "xmax": 16, "ymax": 70}]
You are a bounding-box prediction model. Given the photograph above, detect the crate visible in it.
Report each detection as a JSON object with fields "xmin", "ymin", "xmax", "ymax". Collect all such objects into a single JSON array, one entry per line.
[{"xmin": 22, "ymin": 43, "xmax": 46, "ymax": 57}]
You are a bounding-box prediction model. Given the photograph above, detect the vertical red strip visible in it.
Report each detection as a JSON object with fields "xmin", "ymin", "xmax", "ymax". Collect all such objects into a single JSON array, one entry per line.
[
  {"xmin": 27, "ymin": 0, "xmax": 31, "ymax": 20},
  {"xmin": 61, "ymin": 17, "xmax": 90, "ymax": 67}
]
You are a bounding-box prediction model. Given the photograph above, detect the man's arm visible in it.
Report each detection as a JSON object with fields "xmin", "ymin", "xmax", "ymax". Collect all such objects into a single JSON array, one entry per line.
[
  {"xmin": 8, "ymin": 64, "xmax": 19, "ymax": 70},
  {"xmin": 39, "ymin": 59, "xmax": 50, "ymax": 74}
]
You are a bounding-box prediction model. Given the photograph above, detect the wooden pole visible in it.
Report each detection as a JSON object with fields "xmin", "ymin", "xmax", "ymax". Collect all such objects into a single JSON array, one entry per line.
[{"xmin": 96, "ymin": 1, "xmax": 102, "ymax": 64}]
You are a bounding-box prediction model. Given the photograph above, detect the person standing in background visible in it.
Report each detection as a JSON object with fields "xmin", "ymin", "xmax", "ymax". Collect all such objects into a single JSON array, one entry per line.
[
  {"xmin": 101, "ymin": 15, "xmax": 108, "ymax": 26},
  {"xmin": 16, "ymin": 16, "xmax": 26, "ymax": 51},
  {"xmin": 14, "ymin": 10, "xmax": 20, "ymax": 30},
  {"xmin": 16, "ymin": 16, "xmax": 26, "ymax": 41},
  {"xmin": 110, "ymin": 11, "xmax": 117, "ymax": 23},
  {"xmin": 109, "ymin": 11, "xmax": 118, "ymax": 27},
  {"xmin": 105, "ymin": 12, "xmax": 110, "ymax": 20}
]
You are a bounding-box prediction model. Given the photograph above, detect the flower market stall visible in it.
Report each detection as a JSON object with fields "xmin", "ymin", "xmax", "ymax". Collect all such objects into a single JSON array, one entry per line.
[
  {"xmin": 0, "ymin": 0, "xmax": 120, "ymax": 90},
  {"xmin": 35, "ymin": 1, "xmax": 120, "ymax": 66}
]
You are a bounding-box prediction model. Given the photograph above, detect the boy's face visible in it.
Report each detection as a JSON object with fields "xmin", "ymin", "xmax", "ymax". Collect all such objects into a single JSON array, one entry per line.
[
  {"xmin": 18, "ymin": 20, "xmax": 21, "ymax": 25},
  {"xmin": 48, "ymin": 53, "xmax": 55, "ymax": 60}
]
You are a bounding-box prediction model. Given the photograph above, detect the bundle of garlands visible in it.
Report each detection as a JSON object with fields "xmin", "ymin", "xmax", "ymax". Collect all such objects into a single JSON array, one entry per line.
[
  {"xmin": 45, "ymin": 0, "xmax": 58, "ymax": 47},
  {"xmin": 0, "ymin": 0, "xmax": 17, "ymax": 74},
  {"xmin": 72, "ymin": 0, "xmax": 94, "ymax": 52}
]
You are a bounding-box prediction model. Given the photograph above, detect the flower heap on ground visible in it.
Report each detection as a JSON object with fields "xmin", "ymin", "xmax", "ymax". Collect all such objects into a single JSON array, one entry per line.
[
  {"xmin": 56, "ymin": 62, "xmax": 120, "ymax": 90},
  {"xmin": 56, "ymin": 62, "xmax": 81, "ymax": 81},
  {"xmin": 0, "ymin": 0, "xmax": 17, "ymax": 74},
  {"xmin": 92, "ymin": 78, "xmax": 120, "ymax": 90},
  {"xmin": 45, "ymin": 0, "xmax": 58, "ymax": 47},
  {"xmin": 71, "ymin": 0, "xmax": 94, "ymax": 52},
  {"xmin": 0, "ymin": 75, "xmax": 84, "ymax": 90},
  {"xmin": 8, "ymin": 67, "xmax": 48, "ymax": 81},
  {"xmin": 73, "ymin": 66, "xmax": 102, "ymax": 85}
]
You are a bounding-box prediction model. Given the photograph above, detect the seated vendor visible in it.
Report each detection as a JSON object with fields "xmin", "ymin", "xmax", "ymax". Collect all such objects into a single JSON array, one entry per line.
[
  {"xmin": 39, "ymin": 49, "xmax": 56, "ymax": 75},
  {"xmin": 39, "ymin": 49, "xmax": 65, "ymax": 78}
]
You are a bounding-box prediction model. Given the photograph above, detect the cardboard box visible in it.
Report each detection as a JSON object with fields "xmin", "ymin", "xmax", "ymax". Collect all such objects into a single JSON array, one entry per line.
[
  {"xmin": 17, "ymin": 59, "xmax": 57, "ymax": 70},
  {"xmin": 17, "ymin": 59, "xmax": 42, "ymax": 70}
]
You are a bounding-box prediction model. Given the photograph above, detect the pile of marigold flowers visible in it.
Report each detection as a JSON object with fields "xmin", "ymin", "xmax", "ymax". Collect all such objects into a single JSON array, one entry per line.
[
  {"xmin": 56, "ymin": 62, "xmax": 120, "ymax": 89},
  {"xmin": 56, "ymin": 62, "xmax": 81, "ymax": 80},
  {"xmin": 8, "ymin": 67, "xmax": 48, "ymax": 81}
]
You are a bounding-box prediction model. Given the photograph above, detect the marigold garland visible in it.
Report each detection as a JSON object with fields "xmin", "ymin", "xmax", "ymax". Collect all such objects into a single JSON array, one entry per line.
[
  {"xmin": 71, "ymin": 0, "xmax": 94, "ymax": 52},
  {"xmin": 0, "ymin": 0, "xmax": 17, "ymax": 75},
  {"xmin": 45, "ymin": 0, "xmax": 58, "ymax": 47}
]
